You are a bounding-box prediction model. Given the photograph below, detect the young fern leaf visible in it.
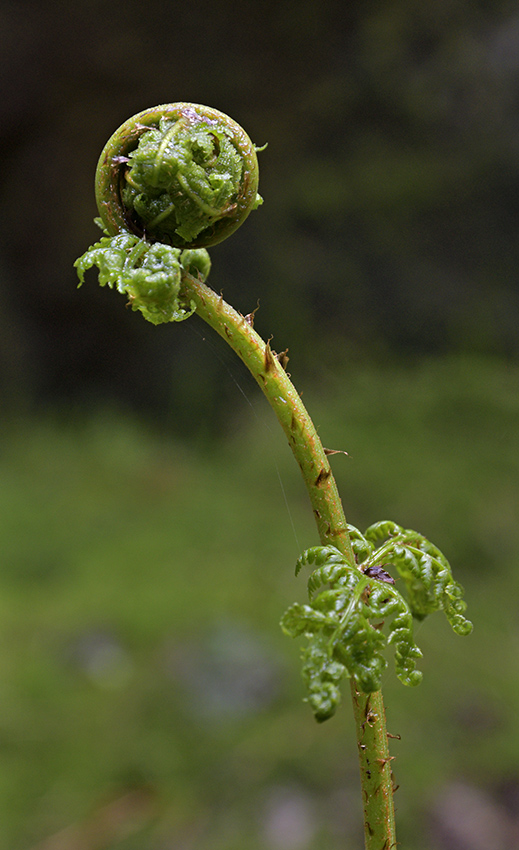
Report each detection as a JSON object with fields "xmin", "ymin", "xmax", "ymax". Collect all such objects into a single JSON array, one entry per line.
[
  {"xmin": 363, "ymin": 521, "xmax": 472, "ymax": 635},
  {"xmin": 281, "ymin": 522, "xmax": 472, "ymax": 722},
  {"xmin": 75, "ymin": 232, "xmax": 210, "ymax": 325}
]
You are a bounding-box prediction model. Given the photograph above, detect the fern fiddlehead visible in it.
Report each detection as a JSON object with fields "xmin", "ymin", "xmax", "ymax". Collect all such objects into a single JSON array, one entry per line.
[
  {"xmin": 75, "ymin": 103, "xmax": 471, "ymax": 850},
  {"xmin": 95, "ymin": 102, "xmax": 263, "ymax": 247}
]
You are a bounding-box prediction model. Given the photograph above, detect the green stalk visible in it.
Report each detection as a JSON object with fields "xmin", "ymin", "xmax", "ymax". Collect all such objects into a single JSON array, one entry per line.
[
  {"xmin": 351, "ymin": 685, "xmax": 397, "ymax": 849},
  {"xmin": 181, "ymin": 270, "xmax": 397, "ymax": 850}
]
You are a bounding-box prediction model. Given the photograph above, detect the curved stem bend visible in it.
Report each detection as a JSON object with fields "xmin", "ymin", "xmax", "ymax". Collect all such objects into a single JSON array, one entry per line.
[{"xmin": 182, "ymin": 271, "xmax": 354, "ymax": 562}]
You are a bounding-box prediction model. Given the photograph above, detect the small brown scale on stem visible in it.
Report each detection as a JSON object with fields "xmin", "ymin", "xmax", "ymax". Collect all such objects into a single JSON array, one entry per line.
[
  {"xmin": 263, "ymin": 341, "xmax": 276, "ymax": 374},
  {"xmin": 315, "ymin": 466, "xmax": 332, "ymax": 486}
]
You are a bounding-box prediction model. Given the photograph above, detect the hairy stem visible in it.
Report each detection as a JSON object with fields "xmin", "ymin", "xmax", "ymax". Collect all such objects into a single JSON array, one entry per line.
[{"xmin": 181, "ymin": 270, "xmax": 397, "ymax": 850}]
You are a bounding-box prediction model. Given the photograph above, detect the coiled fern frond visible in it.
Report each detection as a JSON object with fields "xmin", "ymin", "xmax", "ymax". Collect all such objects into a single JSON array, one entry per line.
[
  {"xmin": 281, "ymin": 521, "xmax": 472, "ymax": 722},
  {"xmin": 93, "ymin": 103, "xmax": 263, "ymax": 249}
]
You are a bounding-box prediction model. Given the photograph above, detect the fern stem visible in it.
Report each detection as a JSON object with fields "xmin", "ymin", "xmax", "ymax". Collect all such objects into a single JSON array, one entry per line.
[
  {"xmin": 350, "ymin": 685, "xmax": 397, "ymax": 849},
  {"xmin": 181, "ymin": 270, "xmax": 397, "ymax": 850}
]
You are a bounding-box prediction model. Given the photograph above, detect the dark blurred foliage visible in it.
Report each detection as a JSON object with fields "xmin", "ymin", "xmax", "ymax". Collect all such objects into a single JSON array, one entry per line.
[{"xmin": 1, "ymin": 0, "xmax": 518, "ymax": 434}]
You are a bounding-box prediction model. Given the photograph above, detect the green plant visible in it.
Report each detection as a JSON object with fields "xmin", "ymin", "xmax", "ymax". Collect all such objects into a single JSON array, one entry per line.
[{"xmin": 75, "ymin": 102, "xmax": 472, "ymax": 850}]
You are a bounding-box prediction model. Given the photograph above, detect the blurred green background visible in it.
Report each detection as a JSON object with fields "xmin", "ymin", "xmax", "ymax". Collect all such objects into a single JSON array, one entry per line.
[{"xmin": 1, "ymin": 1, "xmax": 519, "ymax": 848}]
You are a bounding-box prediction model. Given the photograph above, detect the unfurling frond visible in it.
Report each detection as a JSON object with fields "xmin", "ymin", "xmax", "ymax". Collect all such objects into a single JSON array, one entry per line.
[{"xmin": 281, "ymin": 522, "xmax": 471, "ymax": 721}]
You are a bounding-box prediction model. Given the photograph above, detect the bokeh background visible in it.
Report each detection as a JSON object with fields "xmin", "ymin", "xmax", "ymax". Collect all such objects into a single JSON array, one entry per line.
[{"xmin": 1, "ymin": 1, "xmax": 519, "ymax": 848}]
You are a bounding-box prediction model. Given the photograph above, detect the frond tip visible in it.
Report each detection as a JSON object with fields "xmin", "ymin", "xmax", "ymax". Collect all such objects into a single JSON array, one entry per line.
[{"xmin": 281, "ymin": 523, "xmax": 472, "ymax": 722}]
